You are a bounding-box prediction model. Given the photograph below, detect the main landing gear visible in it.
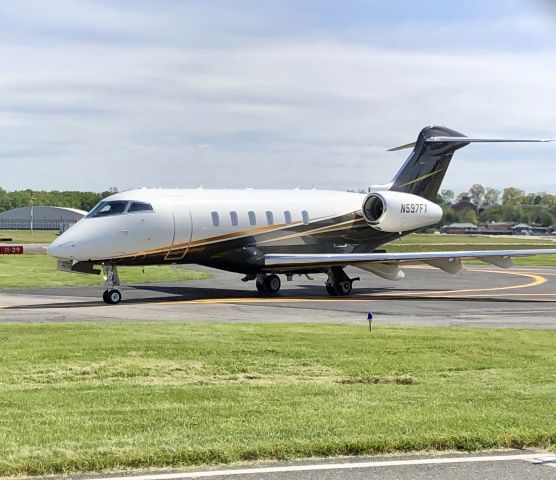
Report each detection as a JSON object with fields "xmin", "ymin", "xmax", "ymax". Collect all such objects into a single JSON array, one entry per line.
[
  {"xmin": 325, "ymin": 267, "xmax": 359, "ymax": 296},
  {"xmin": 255, "ymin": 274, "xmax": 281, "ymax": 295},
  {"xmin": 102, "ymin": 264, "xmax": 122, "ymax": 304},
  {"xmin": 251, "ymin": 268, "xmax": 358, "ymax": 297}
]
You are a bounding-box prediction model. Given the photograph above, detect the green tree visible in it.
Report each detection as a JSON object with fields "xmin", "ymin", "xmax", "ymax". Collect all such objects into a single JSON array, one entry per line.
[
  {"xmin": 440, "ymin": 189, "xmax": 455, "ymax": 205},
  {"xmin": 468, "ymin": 184, "xmax": 485, "ymax": 206},
  {"xmin": 460, "ymin": 209, "xmax": 478, "ymax": 225},
  {"xmin": 478, "ymin": 205, "xmax": 503, "ymax": 223},
  {"xmin": 483, "ymin": 187, "xmax": 500, "ymax": 207},
  {"xmin": 441, "ymin": 206, "xmax": 459, "ymax": 225},
  {"xmin": 502, "ymin": 187, "xmax": 525, "ymax": 206}
]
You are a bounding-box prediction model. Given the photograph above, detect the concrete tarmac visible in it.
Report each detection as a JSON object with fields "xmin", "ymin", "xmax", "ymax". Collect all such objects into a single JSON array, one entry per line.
[
  {"xmin": 0, "ymin": 265, "xmax": 555, "ymax": 327},
  {"xmin": 84, "ymin": 451, "xmax": 556, "ymax": 480}
]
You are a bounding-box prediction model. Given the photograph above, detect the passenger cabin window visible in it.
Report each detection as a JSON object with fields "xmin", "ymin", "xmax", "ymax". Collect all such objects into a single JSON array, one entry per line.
[
  {"xmin": 302, "ymin": 210, "xmax": 310, "ymax": 225},
  {"xmin": 230, "ymin": 211, "xmax": 238, "ymax": 226},
  {"xmin": 284, "ymin": 210, "xmax": 292, "ymax": 224},
  {"xmin": 248, "ymin": 211, "xmax": 256, "ymax": 226},
  {"xmin": 266, "ymin": 211, "xmax": 274, "ymax": 225},
  {"xmin": 87, "ymin": 201, "xmax": 128, "ymax": 218},
  {"xmin": 128, "ymin": 202, "xmax": 153, "ymax": 213},
  {"xmin": 211, "ymin": 211, "xmax": 220, "ymax": 227}
]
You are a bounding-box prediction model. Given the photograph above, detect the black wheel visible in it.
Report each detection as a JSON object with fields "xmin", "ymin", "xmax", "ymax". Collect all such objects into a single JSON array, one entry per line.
[
  {"xmin": 325, "ymin": 283, "xmax": 337, "ymax": 296},
  {"xmin": 256, "ymin": 280, "xmax": 267, "ymax": 294},
  {"xmin": 264, "ymin": 274, "xmax": 281, "ymax": 294},
  {"xmin": 104, "ymin": 289, "xmax": 122, "ymax": 305},
  {"xmin": 335, "ymin": 280, "xmax": 352, "ymax": 296}
]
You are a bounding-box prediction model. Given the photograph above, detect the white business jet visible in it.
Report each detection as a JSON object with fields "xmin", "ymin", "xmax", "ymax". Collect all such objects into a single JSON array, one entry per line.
[{"xmin": 48, "ymin": 126, "xmax": 556, "ymax": 304}]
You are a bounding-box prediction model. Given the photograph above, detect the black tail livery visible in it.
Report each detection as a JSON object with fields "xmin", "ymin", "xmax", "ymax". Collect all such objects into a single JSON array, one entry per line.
[{"xmin": 388, "ymin": 125, "xmax": 551, "ymax": 200}]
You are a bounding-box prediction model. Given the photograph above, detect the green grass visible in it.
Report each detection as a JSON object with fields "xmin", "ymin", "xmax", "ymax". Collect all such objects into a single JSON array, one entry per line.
[
  {"xmin": 386, "ymin": 233, "xmax": 556, "ymax": 266},
  {"xmin": 0, "ymin": 229, "xmax": 58, "ymax": 243},
  {"xmin": 0, "ymin": 254, "xmax": 209, "ymax": 288},
  {"xmin": 390, "ymin": 233, "xmax": 556, "ymax": 245},
  {"xmin": 0, "ymin": 322, "xmax": 554, "ymax": 476}
]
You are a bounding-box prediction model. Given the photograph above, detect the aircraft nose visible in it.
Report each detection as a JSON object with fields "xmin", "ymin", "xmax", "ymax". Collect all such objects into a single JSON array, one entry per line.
[{"xmin": 47, "ymin": 236, "xmax": 76, "ymax": 259}]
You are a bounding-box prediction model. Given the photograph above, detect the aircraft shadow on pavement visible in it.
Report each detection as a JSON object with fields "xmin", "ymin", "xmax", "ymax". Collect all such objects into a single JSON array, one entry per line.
[{"xmin": 4, "ymin": 284, "xmax": 554, "ymax": 309}]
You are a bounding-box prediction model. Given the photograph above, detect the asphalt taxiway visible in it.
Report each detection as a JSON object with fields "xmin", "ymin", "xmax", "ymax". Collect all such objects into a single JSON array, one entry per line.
[
  {"xmin": 0, "ymin": 265, "xmax": 555, "ymax": 327},
  {"xmin": 79, "ymin": 451, "xmax": 556, "ymax": 479}
]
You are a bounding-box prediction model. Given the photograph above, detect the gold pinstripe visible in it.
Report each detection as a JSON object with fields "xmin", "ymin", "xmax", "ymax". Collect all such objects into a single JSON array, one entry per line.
[
  {"xmin": 397, "ymin": 168, "xmax": 445, "ymax": 188},
  {"xmin": 256, "ymin": 216, "xmax": 366, "ymax": 245},
  {"xmin": 112, "ymin": 213, "xmax": 366, "ymax": 260}
]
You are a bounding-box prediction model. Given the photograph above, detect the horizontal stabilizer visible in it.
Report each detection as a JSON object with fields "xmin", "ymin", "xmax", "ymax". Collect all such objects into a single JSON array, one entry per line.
[
  {"xmin": 387, "ymin": 142, "xmax": 416, "ymax": 152},
  {"xmin": 388, "ymin": 136, "xmax": 552, "ymax": 152},
  {"xmin": 427, "ymin": 137, "xmax": 553, "ymax": 144}
]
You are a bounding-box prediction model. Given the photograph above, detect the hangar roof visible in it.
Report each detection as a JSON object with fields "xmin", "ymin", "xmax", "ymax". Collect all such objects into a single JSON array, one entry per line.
[{"xmin": 0, "ymin": 206, "xmax": 87, "ymax": 220}]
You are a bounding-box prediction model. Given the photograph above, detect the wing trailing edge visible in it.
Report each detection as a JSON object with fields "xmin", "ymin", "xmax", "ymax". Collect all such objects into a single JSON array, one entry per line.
[{"xmin": 263, "ymin": 249, "xmax": 556, "ymax": 270}]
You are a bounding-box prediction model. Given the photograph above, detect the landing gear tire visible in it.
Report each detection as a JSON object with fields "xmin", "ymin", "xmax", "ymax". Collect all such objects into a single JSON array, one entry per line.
[
  {"xmin": 256, "ymin": 274, "xmax": 281, "ymax": 295},
  {"xmin": 265, "ymin": 274, "xmax": 281, "ymax": 294},
  {"xmin": 256, "ymin": 280, "xmax": 267, "ymax": 294},
  {"xmin": 325, "ymin": 267, "xmax": 358, "ymax": 296},
  {"xmin": 103, "ymin": 289, "xmax": 122, "ymax": 305},
  {"xmin": 335, "ymin": 280, "xmax": 352, "ymax": 296}
]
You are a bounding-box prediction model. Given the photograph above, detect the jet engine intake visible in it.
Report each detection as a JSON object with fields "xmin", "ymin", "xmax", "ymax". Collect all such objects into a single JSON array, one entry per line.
[{"xmin": 362, "ymin": 191, "xmax": 442, "ymax": 233}]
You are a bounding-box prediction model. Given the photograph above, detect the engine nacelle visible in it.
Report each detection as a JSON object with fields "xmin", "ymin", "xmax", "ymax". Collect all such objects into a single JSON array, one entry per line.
[{"xmin": 362, "ymin": 191, "xmax": 442, "ymax": 232}]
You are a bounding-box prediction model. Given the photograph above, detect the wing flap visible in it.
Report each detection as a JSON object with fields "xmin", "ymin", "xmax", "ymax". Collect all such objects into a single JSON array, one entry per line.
[{"xmin": 263, "ymin": 249, "xmax": 556, "ymax": 269}]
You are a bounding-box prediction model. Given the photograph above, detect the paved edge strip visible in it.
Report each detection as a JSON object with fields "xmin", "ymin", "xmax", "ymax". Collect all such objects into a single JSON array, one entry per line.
[{"xmin": 90, "ymin": 453, "xmax": 556, "ymax": 480}]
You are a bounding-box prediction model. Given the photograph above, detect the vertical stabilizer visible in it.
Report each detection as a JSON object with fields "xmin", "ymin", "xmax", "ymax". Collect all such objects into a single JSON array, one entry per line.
[{"xmin": 389, "ymin": 126, "xmax": 468, "ymax": 200}]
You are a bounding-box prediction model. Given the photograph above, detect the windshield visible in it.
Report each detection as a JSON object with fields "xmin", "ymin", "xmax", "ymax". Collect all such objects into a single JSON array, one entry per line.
[{"xmin": 87, "ymin": 201, "xmax": 129, "ymax": 218}]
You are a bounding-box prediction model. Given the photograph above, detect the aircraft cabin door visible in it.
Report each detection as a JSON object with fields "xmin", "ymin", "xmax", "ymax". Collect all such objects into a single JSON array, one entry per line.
[{"xmin": 165, "ymin": 203, "xmax": 193, "ymax": 261}]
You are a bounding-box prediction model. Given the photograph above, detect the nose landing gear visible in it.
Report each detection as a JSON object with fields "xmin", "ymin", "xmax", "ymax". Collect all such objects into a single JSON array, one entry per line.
[
  {"xmin": 102, "ymin": 264, "xmax": 122, "ymax": 304},
  {"xmin": 325, "ymin": 267, "xmax": 359, "ymax": 296},
  {"xmin": 103, "ymin": 289, "xmax": 122, "ymax": 304}
]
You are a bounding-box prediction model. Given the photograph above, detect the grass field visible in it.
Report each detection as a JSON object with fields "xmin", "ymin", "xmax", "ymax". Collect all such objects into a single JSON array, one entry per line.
[
  {"xmin": 389, "ymin": 233, "xmax": 556, "ymax": 245},
  {"xmin": 0, "ymin": 322, "xmax": 554, "ymax": 476},
  {"xmin": 0, "ymin": 229, "xmax": 58, "ymax": 243},
  {"xmin": 0, "ymin": 254, "xmax": 209, "ymax": 288},
  {"xmin": 385, "ymin": 233, "xmax": 556, "ymax": 266}
]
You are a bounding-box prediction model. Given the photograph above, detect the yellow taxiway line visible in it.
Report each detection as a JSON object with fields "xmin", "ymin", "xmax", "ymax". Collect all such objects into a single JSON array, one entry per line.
[{"xmin": 156, "ymin": 268, "xmax": 549, "ymax": 305}]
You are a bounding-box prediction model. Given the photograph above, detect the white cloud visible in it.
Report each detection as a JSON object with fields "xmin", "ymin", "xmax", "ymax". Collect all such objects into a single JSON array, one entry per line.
[{"xmin": 0, "ymin": 1, "xmax": 554, "ymax": 193}]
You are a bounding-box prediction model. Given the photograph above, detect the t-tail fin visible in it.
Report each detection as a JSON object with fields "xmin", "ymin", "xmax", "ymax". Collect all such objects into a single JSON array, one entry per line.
[{"xmin": 388, "ymin": 126, "xmax": 551, "ymax": 200}]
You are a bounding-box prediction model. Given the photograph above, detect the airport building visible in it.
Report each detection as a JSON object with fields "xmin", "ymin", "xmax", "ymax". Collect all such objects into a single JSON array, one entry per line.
[{"xmin": 0, "ymin": 206, "xmax": 87, "ymax": 231}]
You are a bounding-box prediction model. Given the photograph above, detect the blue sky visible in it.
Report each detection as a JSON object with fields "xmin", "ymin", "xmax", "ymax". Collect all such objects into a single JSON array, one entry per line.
[{"xmin": 0, "ymin": 0, "xmax": 555, "ymax": 193}]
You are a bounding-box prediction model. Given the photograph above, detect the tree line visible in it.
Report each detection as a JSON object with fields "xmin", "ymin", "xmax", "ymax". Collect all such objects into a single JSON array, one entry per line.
[
  {"xmin": 438, "ymin": 185, "xmax": 555, "ymax": 226},
  {"xmin": 0, "ymin": 188, "xmax": 118, "ymax": 213},
  {"xmin": 1, "ymin": 185, "xmax": 554, "ymax": 227}
]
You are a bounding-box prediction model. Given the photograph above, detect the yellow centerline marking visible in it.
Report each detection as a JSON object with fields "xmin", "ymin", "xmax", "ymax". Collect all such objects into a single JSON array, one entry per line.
[
  {"xmin": 157, "ymin": 297, "xmax": 377, "ymax": 305},
  {"xmin": 154, "ymin": 268, "xmax": 549, "ymax": 305},
  {"xmin": 389, "ymin": 268, "xmax": 545, "ymax": 297}
]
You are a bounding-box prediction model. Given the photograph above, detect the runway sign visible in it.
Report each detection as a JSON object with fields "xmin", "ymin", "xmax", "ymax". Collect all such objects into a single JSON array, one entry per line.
[{"xmin": 0, "ymin": 246, "xmax": 23, "ymax": 254}]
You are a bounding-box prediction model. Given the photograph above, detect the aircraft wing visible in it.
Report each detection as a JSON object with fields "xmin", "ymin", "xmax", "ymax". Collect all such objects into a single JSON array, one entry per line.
[{"xmin": 263, "ymin": 249, "xmax": 556, "ymax": 276}]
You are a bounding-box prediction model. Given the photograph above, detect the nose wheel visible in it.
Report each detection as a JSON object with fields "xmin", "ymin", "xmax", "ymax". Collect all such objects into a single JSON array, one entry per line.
[
  {"xmin": 102, "ymin": 264, "xmax": 122, "ymax": 304},
  {"xmin": 103, "ymin": 289, "xmax": 122, "ymax": 305}
]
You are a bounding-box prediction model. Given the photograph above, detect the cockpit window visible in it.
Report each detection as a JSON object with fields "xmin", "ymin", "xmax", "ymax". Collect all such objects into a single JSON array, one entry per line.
[
  {"xmin": 128, "ymin": 202, "xmax": 154, "ymax": 213},
  {"xmin": 87, "ymin": 201, "xmax": 128, "ymax": 218}
]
